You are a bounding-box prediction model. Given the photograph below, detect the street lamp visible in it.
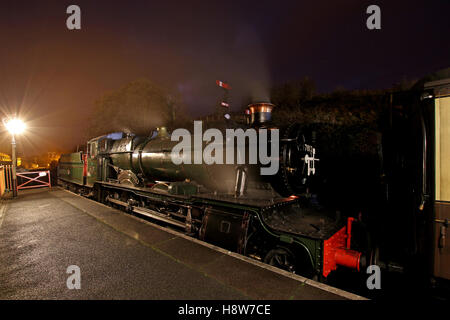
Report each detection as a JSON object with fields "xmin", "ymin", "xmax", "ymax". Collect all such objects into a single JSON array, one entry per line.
[{"xmin": 3, "ymin": 117, "xmax": 26, "ymax": 197}]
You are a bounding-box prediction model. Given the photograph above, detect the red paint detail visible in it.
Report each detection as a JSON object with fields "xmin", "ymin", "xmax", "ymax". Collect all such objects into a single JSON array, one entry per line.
[
  {"xmin": 335, "ymin": 248, "xmax": 361, "ymax": 272},
  {"xmin": 216, "ymin": 80, "xmax": 231, "ymax": 90},
  {"xmin": 346, "ymin": 217, "xmax": 355, "ymax": 249},
  {"xmin": 322, "ymin": 217, "xmax": 362, "ymax": 277},
  {"xmin": 245, "ymin": 109, "xmax": 251, "ymax": 115},
  {"xmin": 83, "ymin": 154, "xmax": 88, "ymax": 177},
  {"xmin": 323, "ymin": 225, "xmax": 346, "ymax": 277}
]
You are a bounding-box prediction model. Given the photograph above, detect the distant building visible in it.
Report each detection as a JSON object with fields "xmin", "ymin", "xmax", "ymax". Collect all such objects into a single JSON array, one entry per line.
[
  {"xmin": 0, "ymin": 152, "xmax": 21, "ymax": 166},
  {"xmin": 0, "ymin": 153, "xmax": 11, "ymax": 162}
]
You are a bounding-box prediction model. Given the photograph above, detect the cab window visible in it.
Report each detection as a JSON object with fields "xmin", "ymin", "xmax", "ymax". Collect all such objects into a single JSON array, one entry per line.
[{"xmin": 89, "ymin": 142, "xmax": 98, "ymax": 158}]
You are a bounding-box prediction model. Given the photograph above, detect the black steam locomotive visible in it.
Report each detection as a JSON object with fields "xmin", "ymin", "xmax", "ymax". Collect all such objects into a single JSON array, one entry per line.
[{"xmin": 58, "ymin": 102, "xmax": 365, "ymax": 281}]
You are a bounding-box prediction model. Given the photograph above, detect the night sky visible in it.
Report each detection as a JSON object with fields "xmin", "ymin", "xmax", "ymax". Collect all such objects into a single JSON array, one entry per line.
[{"xmin": 0, "ymin": 0, "xmax": 448, "ymax": 155}]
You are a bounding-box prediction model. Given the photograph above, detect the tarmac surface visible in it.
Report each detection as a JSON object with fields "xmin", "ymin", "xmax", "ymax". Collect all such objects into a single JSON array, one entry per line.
[{"xmin": 0, "ymin": 187, "xmax": 364, "ymax": 300}]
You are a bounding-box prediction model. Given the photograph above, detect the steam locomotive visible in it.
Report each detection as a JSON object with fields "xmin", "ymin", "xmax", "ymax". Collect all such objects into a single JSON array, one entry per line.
[
  {"xmin": 58, "ymin": 102, "xmax": 366, "ymax": 281},
  {"xmin": 58, "ymin": 68, "xmax": 450, "ymax": 291}
]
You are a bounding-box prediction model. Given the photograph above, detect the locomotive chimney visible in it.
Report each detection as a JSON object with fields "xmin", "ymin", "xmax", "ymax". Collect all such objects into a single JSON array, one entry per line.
[{"xmin": 247, "ymin": 102, "xmax": 275, "ymax": 126}]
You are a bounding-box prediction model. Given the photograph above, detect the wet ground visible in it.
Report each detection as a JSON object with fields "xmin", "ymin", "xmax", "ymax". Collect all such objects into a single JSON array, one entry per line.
[{"xmin": 0, "ymin": 188, "xmax": 361, "ymax": 300}]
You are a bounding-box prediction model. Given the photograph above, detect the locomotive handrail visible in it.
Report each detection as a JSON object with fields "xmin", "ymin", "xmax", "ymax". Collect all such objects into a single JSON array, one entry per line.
[
  {"xmin": 151, "ymin": 182, "xmax": 170, "ymax": 190},
  {"xmin": 419, "ymin": 105, "xmax": 428, "ymax": 211}
]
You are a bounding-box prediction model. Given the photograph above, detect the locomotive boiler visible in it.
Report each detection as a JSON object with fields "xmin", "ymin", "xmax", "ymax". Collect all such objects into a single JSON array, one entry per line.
[{"xmin": 104, "ymin": 103, "xmax": 317, "ymax": 197}]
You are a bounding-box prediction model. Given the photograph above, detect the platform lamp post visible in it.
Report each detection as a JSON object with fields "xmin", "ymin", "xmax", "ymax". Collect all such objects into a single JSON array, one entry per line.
[{"xmin": 2, "ymin": 117, "xmax": 26, "ymax": 197}]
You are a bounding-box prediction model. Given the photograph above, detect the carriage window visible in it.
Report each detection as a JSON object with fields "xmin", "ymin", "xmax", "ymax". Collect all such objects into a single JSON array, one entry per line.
[{"xmin": 435, "ymin": 96, "xmax": 450, "ymax": 201}]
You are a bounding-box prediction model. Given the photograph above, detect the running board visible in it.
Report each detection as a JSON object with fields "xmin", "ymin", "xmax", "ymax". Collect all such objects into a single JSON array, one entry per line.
[{"xmin": 105, "ymin": 196, "xmax": 186, "ymax": 229}]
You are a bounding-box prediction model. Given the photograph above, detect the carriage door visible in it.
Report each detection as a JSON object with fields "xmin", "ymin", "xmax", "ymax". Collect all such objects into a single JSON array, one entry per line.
[{"xmin": 433, "ymin": 82, "xmax": 450, "ymax": 280}]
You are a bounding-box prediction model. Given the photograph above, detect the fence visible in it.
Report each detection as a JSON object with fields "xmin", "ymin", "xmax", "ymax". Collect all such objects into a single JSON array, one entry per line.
[
  {"xmin": 1, "ymin": 165, "xmax": 14, "ymax": 195},
  {"xmin": 0, "ymin": 165, "xmax": 52, "ymax": 196},
  {"xmin": 16, "ymin": 170, "xmax": 52, "ymax": 190},
  {"xmin": 0, "ymin": 166, "xmax": 4, "ymax": 196}
]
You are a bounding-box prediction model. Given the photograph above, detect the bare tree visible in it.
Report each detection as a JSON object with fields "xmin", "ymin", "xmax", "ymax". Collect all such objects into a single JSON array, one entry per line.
[{"xmin": 85, "ymin": 79, "xmax": 189, "ymax": 139}]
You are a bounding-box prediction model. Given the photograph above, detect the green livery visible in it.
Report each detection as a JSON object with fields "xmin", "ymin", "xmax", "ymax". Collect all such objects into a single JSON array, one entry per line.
[{"xmin": 58, "ymin": 152, "xmax": 84, "ymax": 185}]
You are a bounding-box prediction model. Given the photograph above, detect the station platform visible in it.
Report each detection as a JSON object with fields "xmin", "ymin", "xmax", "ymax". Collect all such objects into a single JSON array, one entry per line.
[{"xmin": 0, "ymin": 187, "xmax": 365, "ymax": 300}]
